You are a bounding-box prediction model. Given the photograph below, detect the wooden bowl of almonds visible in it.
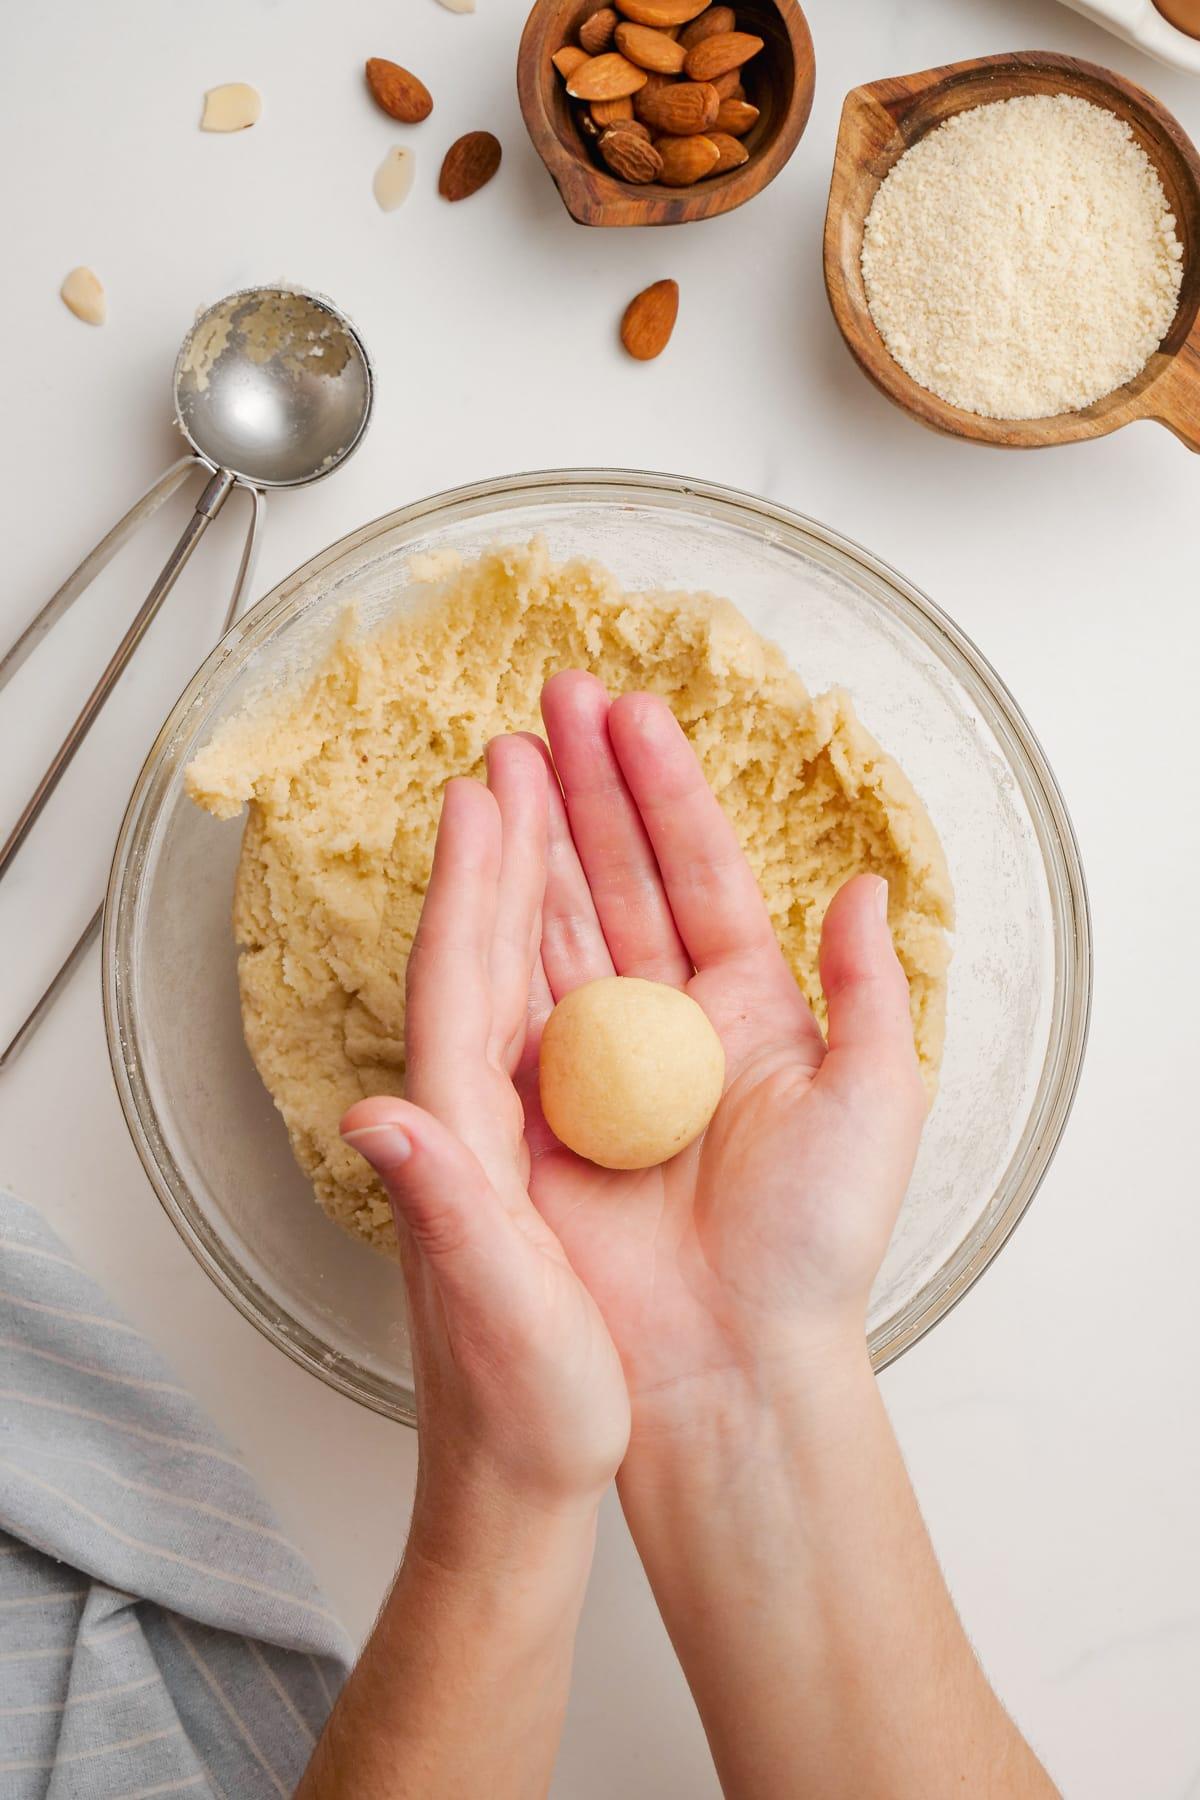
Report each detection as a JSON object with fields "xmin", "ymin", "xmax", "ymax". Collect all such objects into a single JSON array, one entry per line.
[{"xmin": 517, "ymin": 0, "xmax": 815, "ymax": 226}]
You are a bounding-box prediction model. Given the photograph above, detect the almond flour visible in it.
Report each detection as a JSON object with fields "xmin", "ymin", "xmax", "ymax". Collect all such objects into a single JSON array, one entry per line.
[{"xmin": 861, "ymin": 94, "xmax": 1185, "ymax": 420}]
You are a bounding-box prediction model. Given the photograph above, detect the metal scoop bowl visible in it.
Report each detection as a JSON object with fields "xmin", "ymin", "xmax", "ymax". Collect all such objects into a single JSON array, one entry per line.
[{"xmin": 0, "ymin": 285, "xmax": 374, "ymax": 1064}]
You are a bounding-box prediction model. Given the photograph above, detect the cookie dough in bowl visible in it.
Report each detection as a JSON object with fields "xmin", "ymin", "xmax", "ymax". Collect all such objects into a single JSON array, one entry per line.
[
  {"xmin": 185, "ymin": 538, "xmax": 954, "ymax": 1255},
  {"xmin": 105, "ymin": 470, "xmax": 1089, "ymax": 1421}
]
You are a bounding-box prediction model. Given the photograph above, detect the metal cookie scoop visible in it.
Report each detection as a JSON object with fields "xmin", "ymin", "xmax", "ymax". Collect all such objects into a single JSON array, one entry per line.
[{"xmin": 0, "ymin": 285, "xmax": 374, "ymax": 1065}]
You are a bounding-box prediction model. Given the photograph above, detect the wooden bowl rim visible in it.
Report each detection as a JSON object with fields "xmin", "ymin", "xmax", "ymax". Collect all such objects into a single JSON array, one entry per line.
[
  {"xmin": 518, "ymin": 0, "xmax": 815, "ymax": 228},
  {"xmin": 823, "ymin": 49, "xmax": 1200, "ymax": 450}
]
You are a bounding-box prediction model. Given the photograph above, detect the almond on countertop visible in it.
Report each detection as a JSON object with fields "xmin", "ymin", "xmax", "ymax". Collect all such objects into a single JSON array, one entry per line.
[
  {"xmin": 655, "ymin": 132, "xmax": 721, "ymax": 183},
  {"xmin": 579, "ymin": 6, "xmax": 619, "ymax": 52},
  {"xmin": 373, "ymin": 145, "xmax": 416, "ymax": 210},
  {"xmin": 567, "ymin": 52, "xmax": 649, "ymax": 100},
  {"xmin": 621, "ymin": 278, "xmax": 679, "ymax": 358},
  {"xmin": 599, "ymin": 125, "xmax": 664, "ymax": 181},
  {"xmin": 439, "ymin": 129, "xmax": 502, "ymax": 199},
  {"xmin": 60, "ymin": 266, "xmax": 106, "ymax": 325},
  {"xmin": 365, "ymin": 58, "xmax": 433, "ymax": 123},
  {"xmin": 635, "ymin": 78, "xmax": 718, "ymax": 134},
  {"xmin": 200, "ymin": 82, "xmax": 262, "ymax": 131},
  {"xmin": 678, "ymin": 5, "xmax": 735, "ymax": 48},
  {"xmin": 614, "ymin": 21, "xmax": 688, "ymax": 73},
  {"xmin": 683, "ymin": 31, "xmax": 763, "ymax": 82}
]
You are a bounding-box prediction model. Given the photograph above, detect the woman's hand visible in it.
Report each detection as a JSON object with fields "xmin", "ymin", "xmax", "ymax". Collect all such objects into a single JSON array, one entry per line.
[
  {"xmin": 341, "ymin": 737, "xmax": 630, "ymax": 1545},
  {"xmin": 515, "ymin": 671, "xmax": 928, "ymax": 1447}
]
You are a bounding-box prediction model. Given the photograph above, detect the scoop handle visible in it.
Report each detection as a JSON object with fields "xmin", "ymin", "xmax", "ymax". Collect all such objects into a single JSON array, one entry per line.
[
  {"xmin": 1148, "ymin": 333, "xmax": 1200, "ymax": 453},
  {"xmin": 0, "ymin": 472, "xmax": 265, "ymax": 1069}
]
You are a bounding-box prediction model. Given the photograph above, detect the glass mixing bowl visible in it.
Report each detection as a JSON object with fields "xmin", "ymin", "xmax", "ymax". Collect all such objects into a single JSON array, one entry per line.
[{"xmin": 103, "ymin": 470, "xmax": 1091, "ymax": 1424}]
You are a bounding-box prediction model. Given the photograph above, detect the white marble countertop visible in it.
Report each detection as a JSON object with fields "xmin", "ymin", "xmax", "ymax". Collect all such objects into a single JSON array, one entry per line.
[{"xmin": 2, "ymin": 1, "xmax": 1198, "ymax": 1793}]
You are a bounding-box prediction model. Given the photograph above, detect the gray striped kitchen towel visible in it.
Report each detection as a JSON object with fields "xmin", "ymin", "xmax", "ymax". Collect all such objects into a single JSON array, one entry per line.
[{"xmin": 0, "ymin": 1190, "xmax": 352, "ymax": 1798}]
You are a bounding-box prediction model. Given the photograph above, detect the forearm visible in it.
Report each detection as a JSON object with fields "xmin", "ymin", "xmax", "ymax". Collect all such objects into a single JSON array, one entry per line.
[
  {"xmin": 297, "ymin": 1486, "xmax": 597, "ymax": 1800},
  {"xmin": 619, "ymin": 1345, "xmax": 1057, "ymax": 1800}
]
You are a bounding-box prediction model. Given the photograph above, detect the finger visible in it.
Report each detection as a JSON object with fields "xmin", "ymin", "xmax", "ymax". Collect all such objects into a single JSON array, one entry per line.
[
  {"xmin": 515, "ymin": 730, "xmax": 614, "ymax": 1000},
  {"xmin": 405, "ymin": 778, "xmax": 500, "ymax": 1105},
  {"xmin": 817, "ymin": 875, "xmax": 928, "ymax": 1120},
  {"xmin": 341, "ymin": 1097, "xmax": 550, "ymax": 1302},
  {"xmin": 485, "ymin": 736, "xmax": 548, "ymax": 1068},
  {"xmin": 541, "ymin": 671, "xmax": 690, "ymax": 986},
  {"xmin": 607, "ymin": 691, "xmax": 784, "ymax": 976}
]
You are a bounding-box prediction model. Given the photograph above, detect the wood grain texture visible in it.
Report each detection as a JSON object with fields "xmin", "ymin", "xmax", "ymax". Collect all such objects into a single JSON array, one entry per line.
[
  {"xmin": 822, "ymin": 51, "xmax": 1200, "ymax": 451},
  {"xmin": 518, "ymin": 0, "xmax": 814, "ymax": 227}
]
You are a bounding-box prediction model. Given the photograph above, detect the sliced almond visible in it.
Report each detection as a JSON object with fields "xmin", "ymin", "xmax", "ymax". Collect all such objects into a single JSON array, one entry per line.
[
  {"xmin": 704, "ymin": 130, "xmax": 749, "ymax": 173},
  {"xmin": 655, "ymin": 132, "xmax": 720, "ymax": 184},
  {"xmin": 678, "ymin": 5, "xmax": 735, "ymax": 49},
  {"xmin": 567, "ymin": 52, "xmax": 648, "ymax": 100},
  {"xmin": 373, "ymin": 145, "xmax": 416, "ymax": 210},
  {"xmin": 615, "ymin": 0, "xmax": 709, "ymax": 24},
  {"xmin": 579, "ymin": 6, "xmax": 619, "ymax": 53},
  {"xmin": 553, "ymin": 45, "xmax": 590, "ymax": 78},
  {"xmin": 714, "ymin": 97, "xmax": 759, "ymax": 136},
  {"xmin": 434, "ymin": 0, "xmax": 475, "ymax": 11},
  {"xmin": 635, "ymin": 78, "xmax": 718, "ymax": 135},
  {"xmin": 614, "ymin": 21, "xmax": 687, "ymax": 73},
  {"xmin": 621, "ymin": 278, "xmax": 679, "ymax": 359},
  {"xmin": 200, "ymin": 82, "xmax": 262, "ymax": 132},
  {"xmin": 592, "ymin": 94, "xmax": 635, "ymax": 125},
  {"xmin": 599, "ymin": 126, "xmax": 664, "ymax": 182},
  {"xmin": 60, "ymin": 266, "xmax": 106, "ymax": 326},
  {"xmin": 684, "ymin": 31, "xmax": 764, "ymax": 82}
]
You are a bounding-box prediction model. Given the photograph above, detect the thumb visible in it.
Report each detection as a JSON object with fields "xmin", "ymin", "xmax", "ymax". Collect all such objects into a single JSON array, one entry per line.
[
  {"xmin": 817, "ymin": 875, "xmax": 926, "ymax": 1111},
  {"xmin": 341, "ymin": 1097, "xmax": 520, "ymax": 1291}
]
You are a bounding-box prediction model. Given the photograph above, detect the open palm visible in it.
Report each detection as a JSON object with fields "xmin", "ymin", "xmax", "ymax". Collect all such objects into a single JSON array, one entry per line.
[{"xmin": 513, "ymin": 673, "xmax": 928, "ymax": 1432}]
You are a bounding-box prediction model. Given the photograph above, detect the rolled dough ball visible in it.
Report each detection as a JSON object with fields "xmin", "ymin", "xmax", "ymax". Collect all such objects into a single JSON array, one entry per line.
[{"xmin": 539, "ymin": 976, "xmax": 725, "ymax": 1171}]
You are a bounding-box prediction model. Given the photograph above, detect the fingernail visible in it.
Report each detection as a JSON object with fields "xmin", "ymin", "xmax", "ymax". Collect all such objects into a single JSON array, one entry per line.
[
  {"xmin": 342, "ymin": 1124, "xmax": 412, "ymax": 1170},
  {"xmin": 875, "ymin": 876, "xmax": 889, "ymax": 920}
]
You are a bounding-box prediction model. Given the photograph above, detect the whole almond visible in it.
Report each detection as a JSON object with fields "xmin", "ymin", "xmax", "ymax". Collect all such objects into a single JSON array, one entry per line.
[
  {"xmin": 635, "ymin": 78, "xmax": 718, "ymax": 135},
  {"xmin": 678, "ymin": 4, "xmax": 735, "ymax": 49},
  {"xmin": 552, "ymin": 45, "xmax": 590, "ymax": 78},
  {"xmin": 438, "ymin": 129, "xmax": 502, "ymax": 200},
  {"xmin": 711, "ymin": 68, "xmax": 745, "ymax": 99},
  {"xmin": 605, "ymin": 116, "xmax": 652, "ymax": 141},
  {"xmin": 704, "ymin": 130, "xmax": 749, "ymax": 173},
  {"xmin": 614, "ymin": 21, "xmax": 687, "ymax": 73},
  {"xmin": 599, "ymin": 126, "xmax": 664, "ymax": 182},
  {"xmin": 567, "ymin": 52, "xmax": 648, "ymax": 100},
  {"xmin": 365, "ymin": 58, "xmax": 433, "ymax": 124},
  {"xmin": 621, "ymin": 278, "xmax": 679, "ymax": 359},
  {"xmin": 591, "ymin": 94, "xmax": 634, "ymax": 125},
  {"xmin": 655, "ymin": 132, "xmax": 720, "ymax": 184},
  {"xmin": 579, "ymin": 6, "xmax": 619, "ymax": 53},
  {"xmin": 714, "ymin": 96, "xmax": 759, "ymax": 135},
  {"xmin": 683, "ymin": 31, "xmax": 764, "ymax": 82},
  {"xmin": 615, "ymin": 0, "xmax": 709, "ymax": 25}
]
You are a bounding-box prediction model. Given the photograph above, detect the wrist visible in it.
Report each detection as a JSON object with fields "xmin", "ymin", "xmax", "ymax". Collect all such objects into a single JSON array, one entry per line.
[
  {"xmin": 622, "ymin": 1318, "xmax": 875, "ymax": 1480},
  {"xmin": 407, "ymin": 1450, "xmax": 602, "ymax": 1583}
]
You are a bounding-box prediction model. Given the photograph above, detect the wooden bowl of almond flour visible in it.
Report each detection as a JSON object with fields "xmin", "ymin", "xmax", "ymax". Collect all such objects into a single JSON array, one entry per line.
[{"xmin": 823, "ymin": 51, "xmax": 1200, "ymax": 450}]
